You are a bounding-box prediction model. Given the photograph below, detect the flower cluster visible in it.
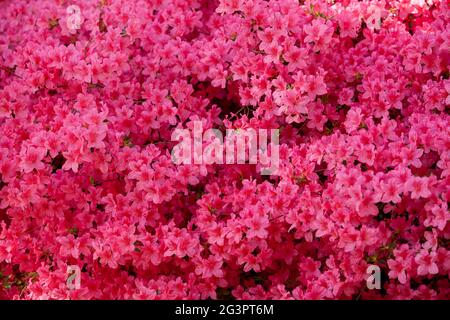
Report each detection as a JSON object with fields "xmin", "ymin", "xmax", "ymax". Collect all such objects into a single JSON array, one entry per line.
[{"xmin": 0, "ymin": 0, "xmax": 449, "ymax": 300}]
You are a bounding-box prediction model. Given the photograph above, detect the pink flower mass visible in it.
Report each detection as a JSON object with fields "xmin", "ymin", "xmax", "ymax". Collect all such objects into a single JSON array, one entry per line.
[{"xmin": 0, "ymin": 0, "xmax": 449, "ymax": 300}]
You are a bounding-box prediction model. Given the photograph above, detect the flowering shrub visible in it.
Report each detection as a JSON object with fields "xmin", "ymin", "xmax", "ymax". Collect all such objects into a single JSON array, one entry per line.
[{"xmin": 0, "ymin": 0, "xmax": 449, "ymax": 300}]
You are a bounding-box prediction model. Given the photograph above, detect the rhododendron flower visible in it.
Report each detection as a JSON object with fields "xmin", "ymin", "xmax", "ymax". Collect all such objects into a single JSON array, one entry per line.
[
  {"xmin": 345, "ymin": 108, "xmax": 363, "ymax": 133},
  {"xmin": 0, "ymin": 0, "xmax": 448, "ymax": 301},
  {"xmin": 20, "ymin": 146, "xmax": 46, "ymax": 173},
  {"xmin": 338, "ymin": 11, "xmax": 360, "ymax": 38},
  {"xmin": 304, "ymin": 19, "xmax": 333, "ymax": 50},
  {"xmin": 388, "ymin": 259, "xmax": 408, "ymax": 284},
  {"xmin": 415, "ymin": 250, "xmax": 439, "ymax": 276},
  {"xmin": 195, "ymin": 256, "xmax": 223, "ymax": 279},
  {"xmin": 244, "ymin": 214, "xmax": 270, "ymax": 239},
  {"xmin": 407, "ymin": 177, "xmax": 432, "ymax": 199}
]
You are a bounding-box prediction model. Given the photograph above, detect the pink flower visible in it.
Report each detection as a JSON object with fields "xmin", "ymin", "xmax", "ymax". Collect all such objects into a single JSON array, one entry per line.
[
  {"xmin": 337, "ymin": 11, "xmax": 360, "ymax": 38},
  {"xmin": 20, "ymin": 146, "xmax": 46, "ymax": 173},
  {"xmin": 388, "ymin": 259, "xmax": 408, "ymax": 284},
  {"xmin": 195, "ymin": 256, "xmax": 223, "ymax": 278},
  {"xmin": 244, "ymin": 213, "xmax": 269, "ymax": 239},
  {"xmin": 303, "ymin": 74, "xmax": 327, "ymax": 100},
  {"xmin": 57, "ymin": 235, "xmax": 80, "ymax": 259},
  {"xmin": 0, "ymin": 0, "xmax": 448, "ymax": 301},
  {"xmin": 83, "ymin": 126, "xmax": 106, "ymax": 149},
  {"xmin": 424, "ymin": 204, "xmax": 449, "ymax": 231},
  {"xmin": 415, "ymin": 250, "xmax": 439, "ymax": 276},
  {"xmin": 96, "ymin": 246, "xmax": 119, "ymax": 269},
  {"xmin": 344, "ymin": 108, "xmax": 363, "ymax": 133},
  {"xmin": 381, "ymin": 179, "xmax": 402, "ymax": 203},
  {"xmin": 304, "ymin": 19, "xmax": 333, "ymax": 50},
  {"xmin": 407, "ymin": 177, "xmax": 432, "ymax": 199}
]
